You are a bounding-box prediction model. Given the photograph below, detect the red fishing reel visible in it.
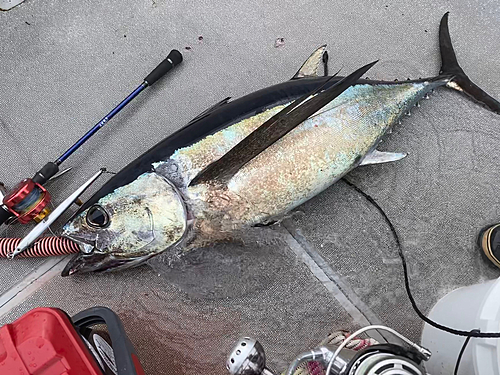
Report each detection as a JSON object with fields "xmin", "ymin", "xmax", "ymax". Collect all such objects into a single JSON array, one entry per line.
[
  {"xmin": 2, "ymin": 178, "xmax": 52, "ymax": 224},
  {"xmin": 0, "ymin": 162, "xmax": 60, "ymax": 226}
]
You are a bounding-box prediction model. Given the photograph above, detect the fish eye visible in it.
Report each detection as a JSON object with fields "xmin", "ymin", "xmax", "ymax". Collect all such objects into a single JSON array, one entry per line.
[{"xmin": 86, "ymin": 205, "xmax": 110, "ymax": 228}]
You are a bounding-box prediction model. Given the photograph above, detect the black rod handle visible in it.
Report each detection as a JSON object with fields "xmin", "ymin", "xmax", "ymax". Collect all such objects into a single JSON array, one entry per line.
[{"xmin": 144, "ymin": 49, "xmax": 183, "ymax": 86}]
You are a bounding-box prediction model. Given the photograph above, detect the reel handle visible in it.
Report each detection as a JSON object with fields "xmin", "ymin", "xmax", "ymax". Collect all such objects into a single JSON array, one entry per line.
[{"xmin": 144, "ymin": 49, "xmax": 183, "ymax": 86}]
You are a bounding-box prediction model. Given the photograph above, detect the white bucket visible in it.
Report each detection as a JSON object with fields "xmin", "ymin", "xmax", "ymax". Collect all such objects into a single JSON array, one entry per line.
[{"xmin": 421, "ymin": 277, "xmax": 500, "ymax": 375}]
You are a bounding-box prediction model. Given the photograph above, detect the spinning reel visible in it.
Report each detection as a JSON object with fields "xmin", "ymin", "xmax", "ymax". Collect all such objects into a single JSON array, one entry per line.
[{"xmin": 227, "ymin": 326, "xmax": 431, "ymax": 375}]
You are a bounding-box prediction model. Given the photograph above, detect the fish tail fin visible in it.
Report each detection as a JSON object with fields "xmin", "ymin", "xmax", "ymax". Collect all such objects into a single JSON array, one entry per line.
[{"xmin": 439, "ymin": 12, "xmax": 500, "ymax": 114}]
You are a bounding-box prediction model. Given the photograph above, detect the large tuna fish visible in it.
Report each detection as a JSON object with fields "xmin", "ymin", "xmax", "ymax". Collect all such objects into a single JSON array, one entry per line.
[{"xmin": 62, "ymin": 13, "xmax": 500, "ymax": 275}]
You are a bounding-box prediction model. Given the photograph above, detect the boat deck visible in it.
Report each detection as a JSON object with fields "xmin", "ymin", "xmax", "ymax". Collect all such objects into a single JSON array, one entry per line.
[{"xmin": 1, "ymin": 1, "xmax": 499, "ymax": 373}]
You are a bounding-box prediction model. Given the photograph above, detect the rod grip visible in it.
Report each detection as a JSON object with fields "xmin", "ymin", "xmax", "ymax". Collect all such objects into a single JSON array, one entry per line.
[
  {"xmin": 32, "ymin": 162, "xmax": 59, "ymax": 184},
  {"xmin": 144, "ymin": 49, "xmax": 183, "ymax": 86}
]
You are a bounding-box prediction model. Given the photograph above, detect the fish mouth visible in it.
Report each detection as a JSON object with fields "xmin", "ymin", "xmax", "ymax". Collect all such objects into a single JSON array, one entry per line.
[
  {"xmin": 62, "ymin": 252, "xmax": 154, "ymax": 276},
  {"xmin": 61, "ymin": 234, "xmax": 154, "ymax": 276},
  {"xmin": 62, "ymin": 252, "xmax": 111, "ymax": 276}
]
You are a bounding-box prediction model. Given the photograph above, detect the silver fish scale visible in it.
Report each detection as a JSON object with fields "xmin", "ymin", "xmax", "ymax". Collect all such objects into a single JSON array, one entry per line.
[{"xmin": 161, "ymin": 81, "xmax": 438, "ymax": 241}]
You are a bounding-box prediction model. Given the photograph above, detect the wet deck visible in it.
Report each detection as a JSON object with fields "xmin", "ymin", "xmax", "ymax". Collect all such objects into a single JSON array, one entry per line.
[{"xmin": 1, "ymin": 1, "xmax": 500, "ymax": 373}]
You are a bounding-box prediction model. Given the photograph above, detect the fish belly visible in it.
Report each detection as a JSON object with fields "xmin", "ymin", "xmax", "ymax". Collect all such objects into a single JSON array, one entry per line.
[{"xmin": 224, "ymin": 101, "xmax": 388, "ymax": 224}]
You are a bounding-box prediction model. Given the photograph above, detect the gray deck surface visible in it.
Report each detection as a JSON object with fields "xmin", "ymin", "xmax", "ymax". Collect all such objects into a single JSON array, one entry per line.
[{"xmin": 1, "ymin": 1, "xmax": 500, "ymax": 374}]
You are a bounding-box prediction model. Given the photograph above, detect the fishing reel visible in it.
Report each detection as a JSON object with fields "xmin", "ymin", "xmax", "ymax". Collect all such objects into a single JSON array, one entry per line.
[
  {"xmin": 0, "ymin": 162, "xmax": 59, "ymax": 225},
  {"xmin": 227, "ymin": 326, "xmax": 431, "ymax": 375}
]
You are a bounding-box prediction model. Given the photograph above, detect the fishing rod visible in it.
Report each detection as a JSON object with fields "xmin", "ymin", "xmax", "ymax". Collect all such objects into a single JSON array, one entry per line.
[{"xmin": 0, "ymin": 49, "xmax": 183, "ymax": 230}]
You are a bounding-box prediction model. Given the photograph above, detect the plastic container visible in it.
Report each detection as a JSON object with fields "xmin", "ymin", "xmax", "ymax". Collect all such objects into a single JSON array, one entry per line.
[
  {"xmin": 0, "ymin": 306, "xmax": 144, "ymax": 375},
  {"xmin": 0, "ymin": 307, "xmax": 103, "ymax": 375},
  {"xmin": 421, "ymin": 277, "xmax": 500, "ymax": 375}
]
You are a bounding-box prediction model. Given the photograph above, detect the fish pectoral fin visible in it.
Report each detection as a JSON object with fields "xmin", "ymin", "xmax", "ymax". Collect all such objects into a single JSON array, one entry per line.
[
  {"xmin": 189, "ymin": 60, "xmax": 378, "ymax": 187},
  {"xmin": 359, "ymin": 150, "xmax": 407, "ymax": 166},
  {"xmin": 292, "ymin": 45, "xmax": 328, "ymax": 79}
]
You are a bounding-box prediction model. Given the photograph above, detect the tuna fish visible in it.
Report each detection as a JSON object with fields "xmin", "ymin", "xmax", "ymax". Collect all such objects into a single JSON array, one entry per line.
[{"xmin": 62, "ymin": 13, "xmax": 500, "ymax": 275}]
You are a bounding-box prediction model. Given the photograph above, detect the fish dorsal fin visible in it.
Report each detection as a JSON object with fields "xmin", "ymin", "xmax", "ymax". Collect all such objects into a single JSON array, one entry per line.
[
  {"xmin": 189, "ymin": 61, "xmax": 378, "ymax": 187},
  {"xmin": 359, "ymin": 149, "xmax": 407, "ymax": 166},
  {"xmin": 292, "ymin": 45, "xmax": 327, "ymax": 79},
  {"xmin": 186, "ymin": 97, "xmax": 231, "ymax": 126}
]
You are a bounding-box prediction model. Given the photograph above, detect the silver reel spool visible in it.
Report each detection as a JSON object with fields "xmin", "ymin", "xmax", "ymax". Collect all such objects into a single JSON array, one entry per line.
[
  {"xmin": 346, "ymin": 351, "xmax": 425, "ymax": 375},
  {"xmin": 226, "ymin": 337, "xmax": 274, "ymax": 375}
]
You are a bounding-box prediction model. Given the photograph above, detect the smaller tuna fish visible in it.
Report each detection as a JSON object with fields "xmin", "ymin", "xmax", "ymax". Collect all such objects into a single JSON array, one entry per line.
[{"xmin": 62, "ymin": 13, "xmax": 500, "ymax": 275}]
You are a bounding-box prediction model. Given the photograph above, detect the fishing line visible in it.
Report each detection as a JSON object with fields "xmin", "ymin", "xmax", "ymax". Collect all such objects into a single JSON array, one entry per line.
[
  {"xmin": 453, "ymin": 329, "xmax": 479, "ymax": 375},
  {"xmin": 341, "ymin": 178, "xmax": 500, "ymax": 338},
  {"xmin": 453, "ymin": 338, "xmax": 471, "ymax": 375},
  {"xmin": 46, "ymin": 199, "xmax": 60, "ymax": 238}
]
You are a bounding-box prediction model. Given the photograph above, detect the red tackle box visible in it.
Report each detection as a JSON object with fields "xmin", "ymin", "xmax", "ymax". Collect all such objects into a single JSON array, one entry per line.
[{"xmin": 0, "ymin": 306, "xmax": 145, "ymax": 375}]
